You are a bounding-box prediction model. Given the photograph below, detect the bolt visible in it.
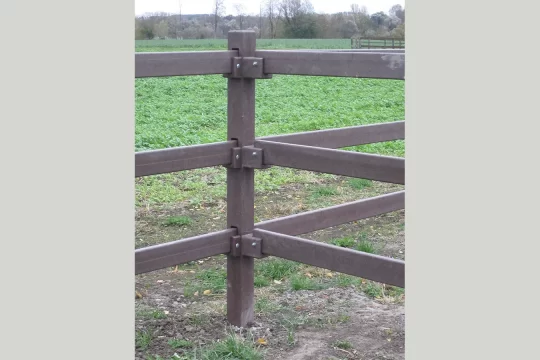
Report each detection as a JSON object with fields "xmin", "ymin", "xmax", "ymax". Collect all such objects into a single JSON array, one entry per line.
[
  {"xmin": 252, "ymin": 151, "xmax": 257, "ymax": 157},
  {"xmin": 235, "ymin": 243, "xmax": 240, "ymax": 248},
  {"xmin": 253, "ymin": 61, "xmax": 258, "ymax": 66},
  {"xmin": 252, "ymin": 242, "xmax": 256, "ymax": 247},
  {"xmin": 235, "ymin": 154, "xmax": 240, "ymax": 160},
  {"xmin": 236, "ymin": 63, "xmax": 240, "ymax": 69}
]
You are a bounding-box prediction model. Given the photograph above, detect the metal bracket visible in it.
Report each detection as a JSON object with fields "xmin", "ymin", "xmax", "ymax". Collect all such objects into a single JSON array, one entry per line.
[
  {"xmin": 230, "ymin": 235, "xmax": 242, "ymax": 257},
  {"xmin": 225, "ymin": 57, "xmax": 272, "ymax": 79},
  {"xmin": 229, "ymin": 234, "xmax": 264, "ymax": 258},
  {"xmin": 226, "ymin": 146, "xmax": 270, "ymax": 169},
  {"xmin": 241, "ymin": 234, "xmax": 264, "ymax": 258}
]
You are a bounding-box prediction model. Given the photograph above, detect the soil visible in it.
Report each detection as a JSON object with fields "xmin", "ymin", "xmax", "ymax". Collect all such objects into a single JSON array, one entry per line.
[{"xmin": 135, "ymin": 177, "xmax": 405, "ymax": 360}]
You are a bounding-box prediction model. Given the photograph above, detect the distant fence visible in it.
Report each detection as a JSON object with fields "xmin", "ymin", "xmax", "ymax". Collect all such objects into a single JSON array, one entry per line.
[
  {"xmin": 351, "ymin": 37, "xmax": 405, "ymax": 49},
  {"xmin": 135, "ymin": 30, "xmax": 406, "ymax": 327}
]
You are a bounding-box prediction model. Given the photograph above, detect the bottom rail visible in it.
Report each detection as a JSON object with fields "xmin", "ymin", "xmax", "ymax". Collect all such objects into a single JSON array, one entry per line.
[
  {"xmin": 135, "ymin": 228, "xmax": 235, "ymax": 274},
  {"xmin": 254, "ymin": 228, "xmax": 405, "ymax": 288}
]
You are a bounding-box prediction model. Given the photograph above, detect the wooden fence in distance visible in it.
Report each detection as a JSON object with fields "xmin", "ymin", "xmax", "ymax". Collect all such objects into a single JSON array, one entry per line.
[
  {"xmin": 135, "ymin": 30, "xmax": 406, "ymax": 327},
  {"xmin": 351, "ymin": 37, "xmax": 405, "ymax": 49}
]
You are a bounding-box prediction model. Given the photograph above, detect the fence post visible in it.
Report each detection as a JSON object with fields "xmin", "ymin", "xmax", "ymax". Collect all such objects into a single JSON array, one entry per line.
[{"xmin": 226, "ymin": 30, "xmax": 256, "ymax": 327}]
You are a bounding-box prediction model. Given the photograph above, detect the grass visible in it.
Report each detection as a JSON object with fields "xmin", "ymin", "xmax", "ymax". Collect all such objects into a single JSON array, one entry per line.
[
  {"xmin": 168, "ymin": 338, "xmax": 193, "ymax": 349},
  {"xmin": 356, "ymin": 240, "xmax": 376, "ymax": 254},
  {"xmin": 184, "ymin": 268, "xmax": 227, "ymax": 297},
  {"xmin": 333, "ymin": 340, "xmax": 353, "ymax": 350},
  {"xmin": 255, "ymin": 297, "xmax": 282, "ymax": 314},
  {"xmin": 135, "ymin": 38, "xmax": 352, "ymax": 52},
  {"xmin": 163, "ymin": 216, "xmax": 192, "ymax": 227},
  {"xmin": 136, "ymin": 329, "xmax": 153, "ymax": 350},
  {"xmin": 348, "ymin": 178, "xmax": 373, "ymax": 190},
  {"xmin": 331, "ymin": 237, "xmax": 356, "ymax": 248},
  {"xmin": 310, "ymin": 185, "xmax": 339, "ymax": 200},
  {"xmin": 148, "ymin": 335, "xmax": 264, "ymax": 360},
  {"xmin": 255, "ymin": 259, "xmax": 299, "ymax": 281},
  {"xmin": 192, "ymin": 334, "xmax": 264, "ymax": 360},
  {"xmin": 136, "ymin": 307, "xmax": 168, "ymax": 320},
  {"xmin": 290, "ymin": 274, "xmax": 325, "ymax": 291},
  {"xmin": 254, "ymin": 275, "xmax": 270, "ymax": 288},
  {"xmin": 135, "ymin": 61, "xmax": 404, "ymax": 208}
]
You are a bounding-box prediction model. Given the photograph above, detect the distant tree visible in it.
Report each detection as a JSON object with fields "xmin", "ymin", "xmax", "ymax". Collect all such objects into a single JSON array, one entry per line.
[
  {"xmin": 265, "ymin": 0, "xmax": 279, "ymax": 39},
  {"xmin": 370, "ymin": 11, "xmax": 390, "ymax": 28},
  {"xmin": 389, "ymin": 4, "xmax": 405, "ymax": 23},
  {"xmin": 350, "ymin": 4, "xmax": 373, "ymax": 36},
  {"xmin": 212, "ymin": 0, "xmax": 225, "ymax": 38},
  {"xmin": 233, "ymin": 3, "xmax": 246, "ymax": 30},
  {"xmin": 341, "ymin": 19, "xmax": 358, "ymax": 38},
  {"xmin": 135, "ymin": 18, "xmax": 154, "ymax": 39},
  {"xmin": 153, "ymin": 20, "xmax": 169, "ymax": 39},
  {"xmin": 279, "ymin": 0, "xmax": 317, "ymax": 38}
]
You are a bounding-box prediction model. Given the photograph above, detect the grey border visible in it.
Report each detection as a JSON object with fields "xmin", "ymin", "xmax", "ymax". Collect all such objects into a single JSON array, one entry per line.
[
  {"xmin": 2, "ymin": 0, "xmax": 134, "ymax": 358},
  {"xmin": 406, "ymin": 0, "xmax": 539, "ymax": 358},
  {"xmin": 3, "ymin": 0, "xmax": 539, "ymax": 358}
]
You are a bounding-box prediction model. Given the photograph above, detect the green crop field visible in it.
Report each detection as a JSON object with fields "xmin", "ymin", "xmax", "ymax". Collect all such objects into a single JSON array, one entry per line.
[
  {"xmin": 135, "ymin": 39, "xmax": 404, "ymax": 208},
  {"xmin": 135, "ymin": 38, "xmax": 351, "ymax": 52}
]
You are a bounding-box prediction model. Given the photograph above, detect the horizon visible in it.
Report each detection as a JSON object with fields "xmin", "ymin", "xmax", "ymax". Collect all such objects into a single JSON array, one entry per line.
[{"xmin": 135, "ymin": 0, "xmax": 405, "ymax": 17}]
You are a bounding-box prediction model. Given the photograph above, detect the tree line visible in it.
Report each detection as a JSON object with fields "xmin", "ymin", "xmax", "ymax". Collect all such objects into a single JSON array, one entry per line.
[{"xmin": 135, "ymin": 0, "xmax": 405, "ymax": 40}]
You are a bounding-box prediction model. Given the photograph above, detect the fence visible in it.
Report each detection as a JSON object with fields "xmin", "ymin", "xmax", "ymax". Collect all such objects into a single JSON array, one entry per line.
[
  {"xmin": 135, "ymin": 30, "xmax": 405, "ymax": 327},
  {"xmin": 351, "ymin": 37, "xmax": 405, "ymax": 49}
]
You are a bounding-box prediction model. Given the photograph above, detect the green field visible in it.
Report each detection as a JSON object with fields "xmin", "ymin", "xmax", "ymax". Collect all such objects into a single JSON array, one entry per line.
[
  {"xmin": 135, "ymin": 38, "xmax": 351, "ymax": 52},
  {"xmin": 135, "ymin": 39, "xmax": 404, "ymax": 208}
]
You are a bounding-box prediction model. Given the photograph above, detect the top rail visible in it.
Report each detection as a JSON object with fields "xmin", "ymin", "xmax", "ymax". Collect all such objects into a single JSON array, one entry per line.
[
  {"xmin": 135, "ymin": 50, "xmax": 237, "ymax": 78},
  {"xmin": 256, "ymin": 50, "xmax": 404, "ymax": 79},
  {"xmin": 135, "ymin": 49, "xmax": 404, "ymax": 79}
]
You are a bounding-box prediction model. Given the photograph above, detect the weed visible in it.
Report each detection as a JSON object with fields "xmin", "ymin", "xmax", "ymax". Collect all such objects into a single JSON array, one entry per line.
[
  {"xmin": 163, "ymin": 216, "xmax": 192, "ymax": 227},
  {"xmin": 334, "ymin": 274, "xmax": 361, "ymax": 287},
  {"xmin": 193, "ymin": 334, "xmax": 264, "ymax": 360},
  {"xmin": 136, "ymin": 308, "xmax": 167, "ymax": 320},
  {"xmin": 331, "ymin": 237, "xmax": 355, "ymax": 248},
  {"xmin": 290, "ymin": 275, "xmax": 325, "ymax": 291},
  {"xmin": 255, "ymin": 297, "xmax": 281, "ymax": 314},
  {"xmin": 311, "ymin": 186, "xmax": 338, "ymax": 199},
  {"xmin": 333, "ymin": 340, "xmax": 353, "ymax": 349},
  {"xmin": 363, "ymin": 282, "xmax": 384, "ymax": 298},
  {"xmin": 254, "ymin": 275, "xmax": 270, "ymax": 288},
  {"xmin": 168, "ymin": 338, "xmax": 193, "ymax": 349},
  {"xmin": 348, "ymin": 178, "xmax": 373, "ymax": 190},
  {"xmin": 356, "ymin": 240, "xmax": 376, "ymax": 254},
  {"xmin": 136, "ymin": 329, "xmax": 153, "ymax": 350},
  {"xmin": 184, "ymin": 268, "xmax": 227, "ymax": 297},
  {"xmin": 255, "ymin": 259, "xmax": 299, "ymax": 281}
]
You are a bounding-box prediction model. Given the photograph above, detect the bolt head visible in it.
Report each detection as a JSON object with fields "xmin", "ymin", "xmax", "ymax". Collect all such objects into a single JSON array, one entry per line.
[
  {"xmin": 236, "ymin": 63, "xmax": 240, "ymax": 69},
  {"xmin": 253, "ymin": 61, "xmax": 258, "ymax": 66},
  {"xmin": 235, "ymin": 243, "xmax": 240, "ymax": 248},
  {"xmin": 252, "ymin": 151, "xmax": 257, "ymax": 156},
  {"xmin": 235, "ymin": 154, "xmax": 240, "ymax": 160},
  {"xmin": 252, "ymin": 242, "xmax": 256, "ymax": 247}
]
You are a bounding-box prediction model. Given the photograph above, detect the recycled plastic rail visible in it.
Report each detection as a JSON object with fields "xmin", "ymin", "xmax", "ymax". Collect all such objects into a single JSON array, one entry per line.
[{"xmin": 135, "ymin": 31, "xmax": 405, "ymax": 327}]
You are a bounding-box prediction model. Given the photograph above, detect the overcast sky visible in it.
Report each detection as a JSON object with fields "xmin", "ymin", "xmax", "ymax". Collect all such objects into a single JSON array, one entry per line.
[{"xmin": 135, "ymin": 0, "xmax": 405, "ymax": 16}]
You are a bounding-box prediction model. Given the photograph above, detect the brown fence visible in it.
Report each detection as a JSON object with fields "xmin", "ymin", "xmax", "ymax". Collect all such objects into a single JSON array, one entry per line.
[
  {"xmin": 351, "ymin": 37, "xmax": 405, "ymax": 49},
  {"xmin": 135, "ymin": 30, "xmax": 405, "ymax": 327}
]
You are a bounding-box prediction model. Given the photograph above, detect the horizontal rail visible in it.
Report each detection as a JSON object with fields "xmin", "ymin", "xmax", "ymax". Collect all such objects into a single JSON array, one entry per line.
[
  {"xmin": 256, "ymin": 50, "xmax": 404, "ymax": 79},
  {"xmin": 135, "ymin": 141, "xmax": 235, "ymax": 177},
  {"xmin": 135, "ymin": 51, "xmax": 237, "ymax": 78},
  {"xmin": 255, "ymin": 191, "xmax": 404, "ymax": 236},
  {"xmin": 135, "ymin": 228, "xmax": 235, "ymax": 274},
  {"xmin": 265, "ymin": 49, "xmax": 405, "ymax": 53},
  {"xmin": 257, "ymin": 121, "xmax": 404, "ymax": 149},
  {"xmin": 254, "ymin": 229, "xmax": 405, "ymax": 288},
  {"xmin": 256, "ymin": 140, "xmax": 405, "ymax": 184}
]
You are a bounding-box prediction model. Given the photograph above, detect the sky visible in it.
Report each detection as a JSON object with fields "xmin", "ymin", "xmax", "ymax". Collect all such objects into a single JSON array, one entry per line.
[{"xmin": 135, "ymin": 0, "xmax": 405, "ymax": 17}]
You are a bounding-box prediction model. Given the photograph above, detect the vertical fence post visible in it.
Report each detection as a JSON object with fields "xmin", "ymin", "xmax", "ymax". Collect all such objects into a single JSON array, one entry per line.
[{"xmin": 226, "ymin": 30, "xmax": 256, "ymax": 327}]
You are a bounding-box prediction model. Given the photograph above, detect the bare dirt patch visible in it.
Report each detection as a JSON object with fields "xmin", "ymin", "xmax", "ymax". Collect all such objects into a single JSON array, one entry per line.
[{"xmin": 135, "ymin": 177, "xmax": 404, "ymax": 359}]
